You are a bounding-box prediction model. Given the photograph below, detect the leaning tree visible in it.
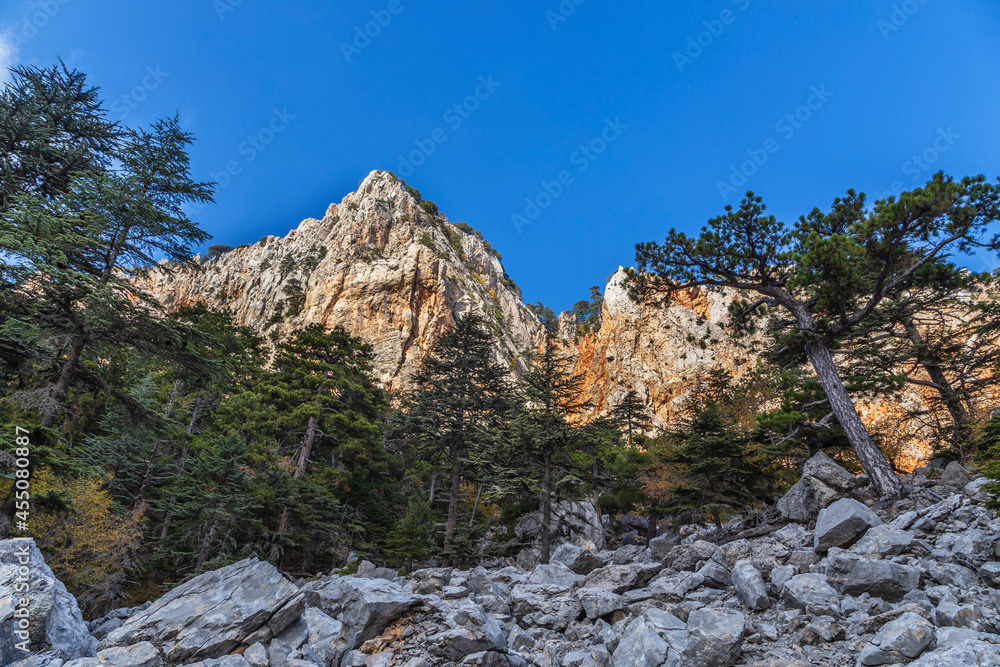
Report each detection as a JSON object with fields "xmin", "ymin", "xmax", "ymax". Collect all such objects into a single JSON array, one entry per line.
[{"xmin": 628, "ymin": 173, "xmax": 1000, "ymax": 499}]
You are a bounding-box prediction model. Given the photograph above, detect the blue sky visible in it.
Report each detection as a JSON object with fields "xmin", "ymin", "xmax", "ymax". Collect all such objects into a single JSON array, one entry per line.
[{"xmin": 3, "ymin": 0, "xmax": 999, "ymax": 311}]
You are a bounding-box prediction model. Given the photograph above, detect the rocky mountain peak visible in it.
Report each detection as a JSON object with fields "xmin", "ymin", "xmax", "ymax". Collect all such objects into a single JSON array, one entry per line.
[{"xmin": 140, "ymin": 170, "xmax": 540, "ymax": 391}]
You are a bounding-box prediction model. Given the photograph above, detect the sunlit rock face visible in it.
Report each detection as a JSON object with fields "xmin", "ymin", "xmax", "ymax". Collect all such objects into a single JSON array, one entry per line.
[
  {"xmin": 140, "ymin": 171, "xmax": 963, "ymax": 467},
  {"xmin": 138, "ymin": 170, "xmax": 542, "ymax": 392}
]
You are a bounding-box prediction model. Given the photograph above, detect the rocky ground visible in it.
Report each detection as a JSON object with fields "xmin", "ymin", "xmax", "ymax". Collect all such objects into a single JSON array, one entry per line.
[{"xmin": 3, "ymin": 455, "xmax": 1000, "ymax": 667}]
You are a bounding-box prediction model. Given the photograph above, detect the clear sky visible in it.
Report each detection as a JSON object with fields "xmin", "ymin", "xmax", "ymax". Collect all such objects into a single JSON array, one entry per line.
[{"xmin": 3, "ymin": 0, "xmax": 999, "ymax": 311}]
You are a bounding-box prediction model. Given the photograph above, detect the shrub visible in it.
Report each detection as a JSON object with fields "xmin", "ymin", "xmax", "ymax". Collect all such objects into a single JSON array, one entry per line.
[
  {"xmin": 419, "ymin": 232, "xmax": 436, "ymax": 251},
  {"xmin": 418, "ymin": 200, "xmax": 439, "ymax": 217},
  {"xmin": 406, "ymin": 185, "xmax": 422, "ymax": 201},
  {"xmin": 348, "ymin": 202, "xmax": 359, "ymax": 211},
  {"xmin": 30, "ymin": 470, "xmax": 145, "ymax": 617}
]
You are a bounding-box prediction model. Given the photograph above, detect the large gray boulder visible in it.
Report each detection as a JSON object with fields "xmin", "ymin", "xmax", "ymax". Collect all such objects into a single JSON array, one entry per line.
[
  {"xmin": 781, "ymin": 574, "xmax": 841, "ymax": 617},
  {"xmin": 63, "ymin": 641, "xmax": 163, "ymax": 667},
  {"xmin": 908, "ymin": 639, "xmax": 1000, "ymax": 666},
  {"xmin": 582, "ymin": 564, "xmax": 661, "ymax": 594},
  {"xmin": 300, "ymin": 576, "xmax": 419, "ymax": 649},
  {"xmin": 612, "ymin": 617, "xmax": 669, "ymax": 667},
  {"xmin": 576, "ymin": 587, "xmax": 626, "ymax": 620},
  {"xmin": 730, "ymin": 560, "xmax": 769, "ymax": 611},
  {"xmin": 429, "ymin": 600, "xmax": 506, "ymax": 662},
  {"xmin": 550, "ymin": 544, "xmax": 602, "ymax": 576},
  {"xmin": 101, "ymin": 558, "xmax": 297, "ymax": 664},
  {"xmin": 777, "ymin": 477, "xmax": 840, "ymax": 523},
  {"xmin": 858, "ymin": 612, "xmax": 935, "ymax": 665},
  {"xmin": 825, "ymin": 552, "xmax": 920, "ymax": 602},
  {"xmin": 802, "ymin": 452, "xmax": 856, "ymax": 493},
  {"xmin": 852, "ymin": 525, "xmax": 914, "ymax": 558},
  {"xmin": 939, "ymin": 461, "xmax": 973, "ymax": 489},
  {"xmin": 0, "ymin": 538, "xmax": 97, "ymax": 663},
  {"xmin": 515, "ymin": 501, "xmax": 606, "ymax": 551},
  {"xmin": 526, "ymin": 562, "xmax": 582, "ymax": 590},
  {"xmin": 508, "ymin": 583, "xmax": 582, "ymax": 631},
  {"xmin": 680, "ymin": 608, "xmax": 745, "ymax": 667},
  {"xmin": 814, "ymin": 498, "xmax": 883, "ymax": 551}
]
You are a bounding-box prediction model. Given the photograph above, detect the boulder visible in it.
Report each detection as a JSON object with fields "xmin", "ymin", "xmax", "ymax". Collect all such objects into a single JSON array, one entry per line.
[
  {"xmin": 777, "ymin": 476, "xmax": 840, "ymax": 523},
  {"xmin": 731, "ymin": 560, "xmax": 769, "ymax": 611},
  {"xmin": 814, "ymin": 498, "xmax": 883, "ymax": 551},
  {"xmin": 430, "ymin": 600, "xmax": 506, "ymax": 662},
  {"xmin": 300, "ymin": 576, "xmax": 418, "ymax": 649},
  {"xmin": 611, "ymin": 617, "xmax": 669, "ymax": 667},
  {"xmin": 825, "ymin": 553, "xmax": 920, "ymax": 602},
  {"xmin": 562, "ymin": 646, "xmax": 613, "ymax": 667},
  {"xmin": 508, "ymin": 584, "xmax": 582, "ymax": 631},
  {"xmin": 581, "ymin": 564, "xmax": 661, "ymax": 595},
  {"xmin": 526, "ymin": 562, "xmax": 582, "ymax": 590},
  {"xmin": 696, "ymin": 560, "xmax": 731, "ymax": 589},
  {"xmin": 858, "ymin": 612, "xmax": 935, "ymax": 665},
  {"xmin": 977, "ymin": 561, "xmax": 1000, "ymax": 588},
  {"xmin": 551, "ymin": 544, "xmax": 602, "ymax": 576},
  {"xmin": 852, "ymin": 525, "xmax": 914, "ymax": 558},
  {"xmin": 0, "ymin": 538, "xmax": 97, "ymax": 663},
  {"xmin": 939, "ymin": 461, "xmax": 973, "ymax": 489},
  {"xmin": 801, "ymin": 452, "xmax": 856, "ymax": 493},
  {"xmin": 648, "ymin": 533, "xmax": 681, "ymax": 560},
  {"xmin": 781, "ymin": 574, "xmax": 841, "ymax": 617},
  {"xmin": 515, "ymin": 501, "xmax": 606, "ymax": 551},
  {"xmin": 63, "ymin": 641, "xmax": 163, "ymax": 667},
  {"xmin": 576, "ymin": 587, "xmax": 626, "ymax": 619},
  {"xmin": 908, "ymin": 639, "xmax": 1000, "ymax": 666},
  {"xmin": 300, "ymin": 606, "xmax": 345, "ymax": 666},
  {"xmin": 101, "ymin": 558, "xmax": 297, "ymax": 664},
  {"xmin": 680, "ymin": 608, "xmax": 745, "ymax": 667}
]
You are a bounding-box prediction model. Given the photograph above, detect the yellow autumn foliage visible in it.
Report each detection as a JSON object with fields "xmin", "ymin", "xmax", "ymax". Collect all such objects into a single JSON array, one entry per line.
[{"xmin": 30, "ymin": 469, "xmax": 145, "ymax": 614}]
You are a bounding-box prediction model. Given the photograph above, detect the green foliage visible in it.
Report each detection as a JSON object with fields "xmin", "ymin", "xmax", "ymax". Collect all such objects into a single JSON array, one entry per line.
[
  {"xmin": 419, "ymin": 231, "xmax": 436, "ymax": 251},
  {"xmin": 975, "ymin": 416, "xmax": 1000, "ymax": 508},
  {"xmin": 207, "ymin": 244, "xmax": 234, "ymax": 258},
  {"xmin": 569, "ymin": 286, "xmax": 604, "ymax": 336},
  {"xmin": 405, "ymin": 185, "xmax": 422, "ymax": 201},
  {"xmin": 419, "ymin": 200, "xmax": 439, "ymax": 217},
  {"xmin": 348, "ymin": 202, "xmax": 359, "ymax": 211}
]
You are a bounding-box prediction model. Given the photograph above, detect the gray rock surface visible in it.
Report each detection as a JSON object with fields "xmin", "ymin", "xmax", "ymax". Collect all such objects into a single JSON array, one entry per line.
[
  {"xmin": 101, "ymin": 558, "xmax": 297, "ymax": 664},
  {"xmin": 0, "ymin": 538, "xmax": 97, "ymax": 663},
  {"xmin": 731, "ymin": 560, "xmax": 769, "ymax": 611},
  {"xmin": 680, "ymin": 608, "xmax": 745, "ymax": 667},
  {"xmin": 814, "ymin": 498, "xmax": 883, "ymax": 551}
]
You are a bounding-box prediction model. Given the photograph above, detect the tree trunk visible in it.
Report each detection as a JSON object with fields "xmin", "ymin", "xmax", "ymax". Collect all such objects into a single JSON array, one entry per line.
[
  {"xmin": 195, "ymin": 512, "xmax": 221, "ymax": 570},
  {"xmin": 540, "ymin": 451, "xmax": 552, "ymax": 564},
  {"xmin": 429, "ymin": 472, "xmax": 438, "ymax": 504},
  {"xmin": 903, "ymin": 318, "xmax": 970, "ymax": 444},
  {"xmin": 159, "ymin": 395, "xmax": 202, "ymax": 540},
  {"xmin": 274, "ymin": 415, "xmax": 320, "ymax": 561},
  {"xmin": 40, "ymin": 331, "xmax": 87, "ymax": 429},
  {"xmin": 805, "ymin": 340, "xmax": 903, "ymax": 499},
  {"xmin": 469, "ymin": 484, "xmax": 484, "ymax": 528},
  {"xmin": 647, "ymin": 512, "xmax": 657, "ymax": 542},
  {"xmin": 135, "ymin": 380, "xmax": 180, "ymax": 511},
  {"xmin": 445, "ymin": 446, "xmax": 461, "ymax": 538}
]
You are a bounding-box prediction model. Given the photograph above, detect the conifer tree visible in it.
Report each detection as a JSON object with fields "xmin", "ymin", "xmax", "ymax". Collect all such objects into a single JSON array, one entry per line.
[
  {"xmin": 629, "ymin": 174, "xmax": 1000, "ymax": 499},
  {"xmin": 391, "ymin": 313, "xmax": 512, "ymax": 543},
  {"xmin": 499, "ymin": 322, "xmax": 589, "ymax": 563}
]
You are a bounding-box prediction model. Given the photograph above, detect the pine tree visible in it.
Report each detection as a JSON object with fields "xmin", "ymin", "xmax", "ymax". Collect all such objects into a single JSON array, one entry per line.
[
  {"xmin": 235, "ymin": 325, "xmax": 388, "ymax": 567},
  {"xmin": 391, "ymin": 313, "xmax": 512, "ymax": 546},
  {"xmin": 499, "ymin": 323, "xmax": 589, "ymax": 563},
  {"xmin": 629, "ymin": 174, "xmax": 1000, "ymax": 499}
]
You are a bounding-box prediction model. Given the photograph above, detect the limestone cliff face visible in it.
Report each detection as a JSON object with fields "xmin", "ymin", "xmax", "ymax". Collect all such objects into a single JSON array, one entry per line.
[
  {"xmin": 141, "ymin": 172, "xmax": 961, "ymax": 467},
  {"xmin": 139, "ymin": 171, "xmax": 541, "ymax": 391},
  {"xmin": 563, "ymin": 269, "xmax": 760, "ymax": 431}
]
